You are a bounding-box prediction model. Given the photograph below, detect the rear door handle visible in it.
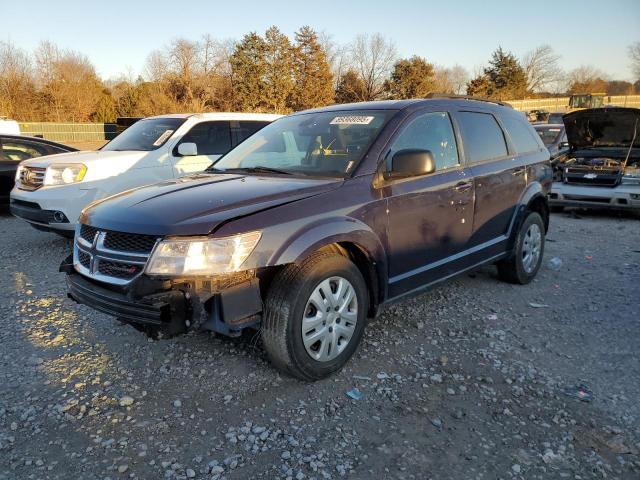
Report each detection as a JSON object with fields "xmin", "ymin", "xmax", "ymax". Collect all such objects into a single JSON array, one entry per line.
[
  {"xmin": 455, "ymin": 181, "xmax": 473, "ymax": 192},
  {"xmin": 513, "ymin": 167, "xmax": 526, "ymax": 176}
]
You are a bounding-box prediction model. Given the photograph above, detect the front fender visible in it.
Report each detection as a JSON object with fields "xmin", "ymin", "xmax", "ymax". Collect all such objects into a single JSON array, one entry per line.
[{"xmin": 268, "ymin": 217, "xmax": 387, "ymax": 268}]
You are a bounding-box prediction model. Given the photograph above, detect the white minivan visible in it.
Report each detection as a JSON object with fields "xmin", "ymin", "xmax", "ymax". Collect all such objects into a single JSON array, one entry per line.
[{"xmin": 10, "ymin": 112, "xmax": 281, "ymax": 235}]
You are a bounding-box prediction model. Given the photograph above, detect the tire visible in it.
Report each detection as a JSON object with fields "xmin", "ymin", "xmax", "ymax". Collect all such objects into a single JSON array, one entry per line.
[
  {"xmin": 497, "ymin": 211, "xmax": 545, "ymax": 285},
  {"xmin": 261, "ymin": 252, "xmax": 368, "ymax": 381}
]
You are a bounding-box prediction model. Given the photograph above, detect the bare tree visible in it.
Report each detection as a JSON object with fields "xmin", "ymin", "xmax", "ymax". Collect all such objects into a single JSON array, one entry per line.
[
  {"xmin": 318, "ymin": 31, "xmax": 349, "ymax": 90},
  {"xmin": 629, "ymin": 42, "xmax": 640, "ymax": 80},
  {"xmin": 567, "ymin": 65, "xmax": 608, "ymax": 94},
  {"xmin": 349, "ymin": 33, "xmax": 397, "ymax": 100},
  {"xmin": 167, "ymin": 38, "xmax": 201, "ymax": 80},
  {"xmin": 432, "ymin": 66, "xmax": 453, "ymax": 94},
  {"xmin": 34, "ymin": 40, "xmax": 60, "ymax": 87},
  {"xmin": 0, "ymin": 41, "xmax": 36, "ymax": 118},
  {"xmin": 448, "ymin": 64, "xmax": 469, "ymax": 95},
  {"xmin": 522, "ymin": 45, "xmax": 563, "ymax": 92},
  {"xmin": 144, "ymin": 50, "xmax": 168, "ymax": 82}
]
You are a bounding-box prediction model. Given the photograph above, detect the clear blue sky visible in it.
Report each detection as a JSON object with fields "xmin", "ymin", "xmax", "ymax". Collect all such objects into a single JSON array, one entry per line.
[{"xmin": 3, "ymin": 0, "xmax": 639, "ymax": 81}]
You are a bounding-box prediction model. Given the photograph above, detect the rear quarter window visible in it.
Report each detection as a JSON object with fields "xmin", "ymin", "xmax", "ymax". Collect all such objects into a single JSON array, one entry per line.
[
  {"xmin": 500, "ymin": 114, "xmax": 543, "ymax": 153},
  {"xmin": 457, "ymin": 111, "xmax": 508, "ymax": 163}
]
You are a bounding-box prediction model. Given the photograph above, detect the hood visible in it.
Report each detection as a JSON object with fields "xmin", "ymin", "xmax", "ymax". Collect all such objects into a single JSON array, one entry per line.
[
  {"xmin": 80, "ymin": 173, "xmax": 342, "ymax": 236},
  {"xmin": 563, "ymin": 107, "xmax": 640, "ymax": 150},
  {"xmin": 20, "ymin": 149, "xmax": 148, "ymax": 167}
]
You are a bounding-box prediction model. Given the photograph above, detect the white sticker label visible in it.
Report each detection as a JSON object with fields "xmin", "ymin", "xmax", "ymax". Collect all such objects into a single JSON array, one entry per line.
[
  {"xmin": 330, "ymin": 116, "xmax": 374, "ymax": 125},
  {"xmin": 153, "ymin": 129, "xmax": 174, "ymax": 146}
]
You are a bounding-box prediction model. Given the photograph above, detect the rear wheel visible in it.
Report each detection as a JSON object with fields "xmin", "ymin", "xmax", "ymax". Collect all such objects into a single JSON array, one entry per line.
[
  {"xmin": 261, "ymin": 252, "xmax": 368, "ymax": 380},
  {"xmin": 497, "ymin": 211, "xmax": 545, "ymax": 284}
]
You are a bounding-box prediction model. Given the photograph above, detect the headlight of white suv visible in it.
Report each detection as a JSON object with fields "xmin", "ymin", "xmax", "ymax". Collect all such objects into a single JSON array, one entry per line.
[
  {"xmin": 146, "ymin": 231, "xmax": 262, "ymax": 276},
  {"xmin": 44, "ymin": 164, "xmax": 87, "ymax": 186}
]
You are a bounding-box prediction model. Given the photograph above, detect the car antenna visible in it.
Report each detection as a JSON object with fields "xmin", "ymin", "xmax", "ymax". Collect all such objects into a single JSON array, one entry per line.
[{"xmin": 622, "ymin": 117, "xmax": 639, "ymax": 169}]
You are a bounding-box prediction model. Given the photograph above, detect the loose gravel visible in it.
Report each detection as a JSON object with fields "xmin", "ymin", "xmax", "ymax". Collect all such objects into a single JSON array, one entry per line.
[{"xmin": 0, "ymin": 209, "xmax": 638, "ymax": 479}]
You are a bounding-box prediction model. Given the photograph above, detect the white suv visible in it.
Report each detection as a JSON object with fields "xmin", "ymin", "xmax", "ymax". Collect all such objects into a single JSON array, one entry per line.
[{"xmin": 10, "ymin": 112, "xmax": 281, "ymax": 235}]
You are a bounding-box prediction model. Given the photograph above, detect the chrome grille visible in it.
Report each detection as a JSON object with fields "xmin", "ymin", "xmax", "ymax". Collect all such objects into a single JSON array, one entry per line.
[
  {"xmin": 74, "ymin": 225, "xmax": 159, "ymax": 285},
  {"xmin": 18, "ymin": 166, "xmax": 46, "ymax": 190}
]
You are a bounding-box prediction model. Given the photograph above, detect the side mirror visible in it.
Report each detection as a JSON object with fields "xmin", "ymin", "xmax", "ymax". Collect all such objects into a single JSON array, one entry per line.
[
  {"xmin": 177, "ymin": 142, "xmax": 198, "ymax": 156},
  {"xmin": 559, "ymin": 141, "xmax": 569, "ymax": 149},
  {"xmin": 386, "ymin": 149, "xmax": 436, "ymax": 179}
]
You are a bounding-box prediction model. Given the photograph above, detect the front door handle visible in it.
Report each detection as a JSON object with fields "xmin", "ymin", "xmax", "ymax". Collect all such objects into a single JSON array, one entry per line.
[
  {"xmin": 513, "ymin": 166, "xmax": 526, "ymax": 176},
  {"xmin": 455, "ymin": 181, "xmax": 473, "ymax": 192}
]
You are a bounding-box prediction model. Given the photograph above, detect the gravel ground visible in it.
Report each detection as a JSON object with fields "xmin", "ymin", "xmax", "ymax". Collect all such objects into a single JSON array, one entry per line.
[{"xmin": 0, "ymin": 210, "xmax": 638, "ymax": 479}]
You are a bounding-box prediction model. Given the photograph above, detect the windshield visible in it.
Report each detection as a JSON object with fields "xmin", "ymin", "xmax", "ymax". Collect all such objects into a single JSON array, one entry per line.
[
  {"xmin": 534, "ymin": 126, "xmax": 563, "ymax": 145},
  {"xmin": 210, "ymin": 110, "xmax": 394, "ymax": 177},
  {"xmin": 102, "ymin": 118, "xmax": 186, "ymax": 152}
]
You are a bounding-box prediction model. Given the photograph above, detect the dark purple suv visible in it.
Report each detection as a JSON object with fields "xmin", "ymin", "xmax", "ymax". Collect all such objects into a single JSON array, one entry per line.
[{"xmin": 62, "ymin": 97, "xmax": 551, "ymax": 380}]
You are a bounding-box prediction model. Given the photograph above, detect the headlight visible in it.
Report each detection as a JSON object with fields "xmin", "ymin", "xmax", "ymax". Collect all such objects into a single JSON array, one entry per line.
[
  {"xmin": 146, "ymin": 231, "xmax": 262, "ymax": 276},
  {"xmin": 621, "ymin": 176, "xmax": 640, "ymax": 185},
  {"xmin": 15, "ymin": 165, "xmax": 24, "ymax": 182},
  {"xmin": 44, "ymin": 164, "xmax": 87, "ymax": 186}
]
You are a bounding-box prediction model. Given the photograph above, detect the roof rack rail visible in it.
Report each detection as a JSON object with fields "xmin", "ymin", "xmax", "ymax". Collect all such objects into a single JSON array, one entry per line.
[{"xmin": 425, "ymin": 93, "xmax": 513, "ymax": 108}]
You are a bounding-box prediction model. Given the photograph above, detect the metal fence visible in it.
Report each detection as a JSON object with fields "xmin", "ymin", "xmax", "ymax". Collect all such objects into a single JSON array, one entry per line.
[
  {"xmin": 506, "ymin": 95, "xmax": 640, "ymax": 112},
  {"xmin": 18, "ymin": 122, "xmax": 117, "ymax": 142}
]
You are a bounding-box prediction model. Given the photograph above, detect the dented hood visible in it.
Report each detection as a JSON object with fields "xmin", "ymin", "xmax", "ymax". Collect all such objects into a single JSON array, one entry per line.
[
  {"xmin": 80, "ymin": 173, "xmax": 342, "ymax": 236},
  {"xmin": 563, "ymin": 107, "xmax": 640, "ymax": 150}
]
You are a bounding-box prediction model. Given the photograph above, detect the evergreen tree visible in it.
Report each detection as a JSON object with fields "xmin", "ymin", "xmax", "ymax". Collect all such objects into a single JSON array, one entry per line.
[
  {"xmin": 263, "ymin": 26, "xmax": 294, "ymax": 113},
  {"xmin": 291, "ymin": 26, "xmax": 334, "ymax": 110},
  {"xmin": 334, "ymin": 70, "xmax": 367, "ymax": 104},
  {"xmin": 92, "ymin": 94, "xmax": 116, "ymax": 122},
  {"xmin": 383, "ymin": 56, "xmax": 436, "ymax": 99},
  {"xmin": 230, "ymin": 32, "xmax": 268, "ymax": 112},
  {"xmin": 467, "ymin": 47, "xmax": 528, "ymax": 100}
]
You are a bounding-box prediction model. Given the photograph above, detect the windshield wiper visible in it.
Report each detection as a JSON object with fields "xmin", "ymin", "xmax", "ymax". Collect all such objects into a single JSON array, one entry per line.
[{"xmin": 208, "ymin": 166, "xmax": 295, "ymax": 175}]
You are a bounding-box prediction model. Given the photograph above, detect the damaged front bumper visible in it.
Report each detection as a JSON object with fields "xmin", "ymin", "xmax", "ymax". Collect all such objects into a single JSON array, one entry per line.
[
  {"xmin": 61, "ymin": 255, "xmax": 264, "ymax": 337},
  {"xmin": 549, "ymin": 181, "xmax": 640, "ymax": 210}
]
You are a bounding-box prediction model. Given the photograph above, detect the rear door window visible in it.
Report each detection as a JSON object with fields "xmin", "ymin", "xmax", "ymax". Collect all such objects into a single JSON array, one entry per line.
[
  {"xmin": 0, "ymin": 139, "xmax": 63, "ymax": 161},
  {"xmin": 180, "ymin": 121, "xmax": 231, "ymax": 155},
  {"xmin": 231, "ymin": 121, "xmax": 270, "ymax": 146},
  {"xmin": 388, "ymin": 111, "xmax": 459, "ymax": 171},
  {"xmin": 457, "ymin": 112, "xmax": 508, "ymax": 163},
  {"xmin": 500, "ymin": 114, "xmax": 541, "ymax": 153}
]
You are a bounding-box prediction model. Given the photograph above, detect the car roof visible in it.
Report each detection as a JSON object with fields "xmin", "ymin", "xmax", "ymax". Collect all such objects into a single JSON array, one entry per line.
[
  {"xmin": 147, "ymin": 112, "xmax": 282, "ymax": 121},
  {"xmin": 0, "ymin": 134, "xmax": 77, "ymax": 151},
  {"xmin": 293, "ymin": 97, "xmax": 514, "ymax": 116}
]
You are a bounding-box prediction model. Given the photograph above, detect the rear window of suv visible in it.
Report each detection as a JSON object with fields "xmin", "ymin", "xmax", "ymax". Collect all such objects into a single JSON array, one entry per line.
[
  {"xmin": 457, "ymin": 112, "xmax": 508, "ymax": 163},
  {"xmin": 500, "ymin": 114, "xmax": 541, "ymax": 154}
]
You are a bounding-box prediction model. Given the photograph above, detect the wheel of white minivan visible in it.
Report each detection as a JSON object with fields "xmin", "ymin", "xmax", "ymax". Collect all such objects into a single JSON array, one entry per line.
[
  {"xmin": 497, "ymin": 211, "xmax": 545, "ymax": 284},
  {"xmin": 261, "ymin": 251, "xmax": 368, "ymax": 381}
]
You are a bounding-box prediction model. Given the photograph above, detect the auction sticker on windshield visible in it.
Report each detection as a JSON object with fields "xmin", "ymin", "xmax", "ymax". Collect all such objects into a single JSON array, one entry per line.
[
  {"xmin": 330, "ymin": 116, "xmax": 375, "ymax": 125},
  {"xmin": 153, "ymin": 130, "xmax": 174, "ymax": 146}
]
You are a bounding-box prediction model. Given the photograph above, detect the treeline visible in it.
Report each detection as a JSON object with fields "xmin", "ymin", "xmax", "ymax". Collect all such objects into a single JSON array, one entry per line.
[{"xmin": 1, "ymin": 29, "xmax": 639, "ymax": 122}]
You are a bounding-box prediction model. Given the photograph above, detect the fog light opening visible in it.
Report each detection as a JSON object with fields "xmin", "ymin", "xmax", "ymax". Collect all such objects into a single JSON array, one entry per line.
[{"xmin": 52, "ymin": 211, "xmax": 68, "ymax": 223}]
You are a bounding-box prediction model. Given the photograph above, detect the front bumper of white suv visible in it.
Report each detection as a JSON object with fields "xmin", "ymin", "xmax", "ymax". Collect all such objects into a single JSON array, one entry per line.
[{"xmin": 10, "ymin": 184, "xmax": 98, "ymax": 235}]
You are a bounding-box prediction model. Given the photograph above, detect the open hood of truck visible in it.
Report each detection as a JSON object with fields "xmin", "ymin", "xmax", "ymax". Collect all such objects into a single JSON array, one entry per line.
[
  {"xmin": 563, "ymin": 107, "xmax": 640, "ymax": 150},
  {"xmin": 80, "ymin": 173, "xmax": 342, "ymax": 236}
]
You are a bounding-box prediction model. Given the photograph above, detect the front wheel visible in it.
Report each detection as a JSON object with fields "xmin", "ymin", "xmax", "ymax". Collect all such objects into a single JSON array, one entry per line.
[
  {"xmin": 261, "ymin": 252, "xmax": 368, "ymax": 381},
  {"xmin": 497, "ymin": 211, "xmax": 545, "ymax": 284}
]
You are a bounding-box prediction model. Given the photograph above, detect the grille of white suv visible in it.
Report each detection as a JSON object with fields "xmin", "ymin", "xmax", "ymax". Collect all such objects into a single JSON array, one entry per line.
[{"xmin": 18, "ymin": 166, "xmax": 46, "ymax": 190}]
